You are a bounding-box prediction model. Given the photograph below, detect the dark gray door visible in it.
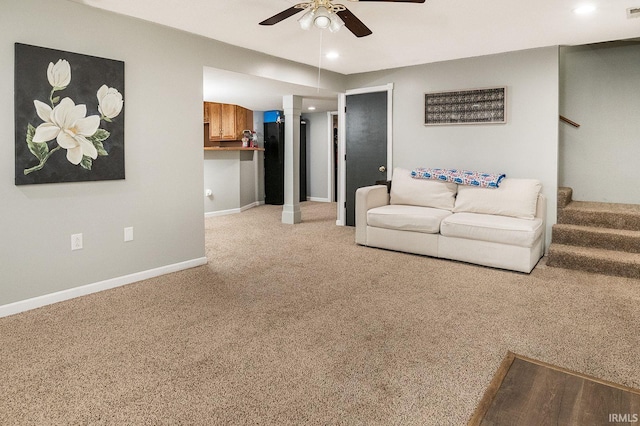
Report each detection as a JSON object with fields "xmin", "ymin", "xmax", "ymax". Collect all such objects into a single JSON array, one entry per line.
[{"xmin": 345, "ymin": 91, "xmax": 388, "ymax": 226}]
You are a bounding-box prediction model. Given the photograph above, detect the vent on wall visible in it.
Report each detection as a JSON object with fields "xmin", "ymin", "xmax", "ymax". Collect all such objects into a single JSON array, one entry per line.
[{"xmin": 628, "ymin": 7, "xmax": 640, "ymax": 18}]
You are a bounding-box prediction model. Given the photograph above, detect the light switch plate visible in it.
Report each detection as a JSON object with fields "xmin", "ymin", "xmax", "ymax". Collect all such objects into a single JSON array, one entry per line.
[
  {"xmin": 71, "ymin": 233, "xmax": 83, "ymax": 250},
  {"xmin": 124, "ymin": 227, "xmax": 134, "ymax": 242}
]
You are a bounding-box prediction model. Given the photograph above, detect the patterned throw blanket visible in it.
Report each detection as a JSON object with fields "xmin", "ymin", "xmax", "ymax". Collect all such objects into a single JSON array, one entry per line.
[{"xmin": 411, "ymin": 168, "xmax": 506, "ymax": 188}]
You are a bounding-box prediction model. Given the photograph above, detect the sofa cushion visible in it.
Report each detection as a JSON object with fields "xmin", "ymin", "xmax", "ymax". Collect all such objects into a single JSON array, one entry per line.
[
  {"xmin": 367, "ymin": 205, "xmax": 452, "ymax": 234},
  {"xmin": 453, "ymin": 178, "xmax": 542, "ymax": 219},
  {"xmin": 440, "ymin": 212, "xmax": 544, "ymax": 248},
  {"xmin": 390, "ymin": 167, "xmax": 458, "ymax": 210}
]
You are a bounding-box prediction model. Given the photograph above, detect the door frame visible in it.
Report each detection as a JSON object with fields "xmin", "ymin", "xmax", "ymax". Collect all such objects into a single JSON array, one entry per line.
[
  {"xmin": 336, "ymin": 83, "xmax": 394, "ymax": 226},
  {"xmin": 327, "ymin": 111, "xmax": 338, "ymax": 204}
]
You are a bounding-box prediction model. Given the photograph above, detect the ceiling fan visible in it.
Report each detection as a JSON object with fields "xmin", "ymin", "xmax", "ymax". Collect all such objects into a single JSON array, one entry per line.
[{"xmin": 259, "ymin": 0, "xmax": 426, "ymax": 38}]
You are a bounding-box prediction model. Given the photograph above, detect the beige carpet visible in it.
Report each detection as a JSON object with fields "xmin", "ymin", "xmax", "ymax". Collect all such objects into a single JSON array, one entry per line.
[{"xmin": 1, "ymin": 202, "xmax": 639, "ymax": 425}]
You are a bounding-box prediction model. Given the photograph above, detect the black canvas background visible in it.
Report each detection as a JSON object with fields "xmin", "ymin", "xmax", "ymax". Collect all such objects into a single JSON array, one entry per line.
[{"xmin": 14, "ymin": 43, "xmax": 125, "ymax": 185}]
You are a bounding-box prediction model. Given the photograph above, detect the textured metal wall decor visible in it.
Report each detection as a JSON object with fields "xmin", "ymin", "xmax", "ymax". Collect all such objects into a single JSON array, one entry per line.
[{"xmin": 424, "ymin": 87, "xmax": 506, "ymax": 126}]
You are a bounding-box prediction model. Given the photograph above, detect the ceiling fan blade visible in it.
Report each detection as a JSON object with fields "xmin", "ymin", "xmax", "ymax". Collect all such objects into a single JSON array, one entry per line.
[
  {"xmin": 336, "ymin": 8, "xmax": 373, "ymax": 38},
  {"xmin": 259, "ymin": 6, "xmax": 304, "ymax": 26},
  {"xmin": 356, "ymin": 0, "xmax": 426, "ymax": 2}
]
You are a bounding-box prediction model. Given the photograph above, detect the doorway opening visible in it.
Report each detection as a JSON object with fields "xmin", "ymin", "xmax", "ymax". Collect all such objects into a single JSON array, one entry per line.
[{"xmin": 331, "ymin": 112, "xmax": 338, "ymax": 202}]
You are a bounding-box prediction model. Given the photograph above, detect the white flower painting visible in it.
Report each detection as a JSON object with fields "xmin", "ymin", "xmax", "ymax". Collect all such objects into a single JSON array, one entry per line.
[
  {"xmin": 47, "ymin": 59, "xmax": 71, "ymax": 90},
  {"xmin": 97, "ymin": 85, "xmax": 124, "ymax": 120},
  {"xmin": 15, "ymin": 43, "xmax": 125, "ymax": 185}
]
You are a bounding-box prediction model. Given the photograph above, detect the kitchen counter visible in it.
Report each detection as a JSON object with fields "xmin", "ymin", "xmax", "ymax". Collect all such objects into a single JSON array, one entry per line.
[{"xmin": 204, "ymin": 147, "xmax": 264, "ymax": 151}]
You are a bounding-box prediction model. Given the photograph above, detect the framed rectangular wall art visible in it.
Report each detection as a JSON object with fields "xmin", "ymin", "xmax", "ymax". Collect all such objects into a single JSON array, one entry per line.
[
  {"xmin": 15, "ymin": 43, "xmax": 125, "ymax": 185},
  {"xmin": 424, "ymin": 86, "xmax": 506, "ymax": 126}
]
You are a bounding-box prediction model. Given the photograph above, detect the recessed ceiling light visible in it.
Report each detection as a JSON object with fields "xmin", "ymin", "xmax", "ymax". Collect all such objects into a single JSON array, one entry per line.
[
  {"xmin": 308, "ymin": 106, "xmax": 316, "ymax": 111},
  {"xmin": 573, "ymin": 4, "xmax": 596, "ymax": 14},
  {"xmin": 325, "ymin": 51, "xmax": 339, "ymax": 60}
]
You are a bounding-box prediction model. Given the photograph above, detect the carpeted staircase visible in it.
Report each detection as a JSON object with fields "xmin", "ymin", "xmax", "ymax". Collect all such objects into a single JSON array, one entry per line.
[{"xmin": 547, "ymin": 187, "xmax": 640, "ymax": 279}]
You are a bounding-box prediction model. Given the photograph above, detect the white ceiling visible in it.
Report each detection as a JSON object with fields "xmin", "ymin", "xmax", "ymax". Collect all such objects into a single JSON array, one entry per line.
[
  {"xmin": 203, "ymin": 67, "xmax": 341, "ymax": 113},
  {"xmin": 70, "ymin": 0, "xmax": 640, "ymax": 112}
]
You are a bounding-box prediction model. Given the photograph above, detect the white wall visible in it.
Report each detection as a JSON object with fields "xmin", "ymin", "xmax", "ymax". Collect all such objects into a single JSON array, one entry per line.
[
  {"xmin": 302, "ymin": 112, "xmax": 331, "ymax": 201},
  {"xmin": 1, "ymin": 0, "xmax": 345, "ymax": 308},
  {"xmin": 560, "ymin": 42, "xmax": 640, "ymax": 204},
  {"xmin": 346, "ymin": 47, "xmax": 559, "ymax": 246}
]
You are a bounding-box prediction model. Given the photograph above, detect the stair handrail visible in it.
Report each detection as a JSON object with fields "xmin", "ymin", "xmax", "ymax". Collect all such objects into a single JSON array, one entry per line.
[{"xmin": 560, "ymin": 115, "xmax": 580, "ymax": 128}]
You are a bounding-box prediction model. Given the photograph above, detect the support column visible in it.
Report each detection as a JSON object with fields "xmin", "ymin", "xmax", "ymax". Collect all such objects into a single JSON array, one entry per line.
[{"xmin": 282, "ymin": 95, "xmax": 302, "ymax": 224}]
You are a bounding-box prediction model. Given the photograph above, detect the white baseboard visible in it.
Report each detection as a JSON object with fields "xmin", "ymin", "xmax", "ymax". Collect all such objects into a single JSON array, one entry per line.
[
  {"xmin": 307, "ymin": 197, "xmax": 331, "ymax": 202},
  {"xmin": 241, "ymin": 201, "xmax": 263, "ymax": 211},
  {"xmin": 205, "ymin": 207, "xmax": 241, "ymax": 217},
  {"xmin": 0, "ymin": 257, "xmax": 208, "ymax": 319},
  {"xmin": 204, "ymin": 201, "xmax": 263, "ymax": 218}
]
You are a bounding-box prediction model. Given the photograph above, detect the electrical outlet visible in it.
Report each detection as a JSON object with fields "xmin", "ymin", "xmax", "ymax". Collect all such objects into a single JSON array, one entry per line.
[
  {"xmin": 124, "ymin": 227, "xmax": 134, "ymax": 242},
  {"xmin": 71, "ymin": 233, "xmax": 83, "ymax": 250}
]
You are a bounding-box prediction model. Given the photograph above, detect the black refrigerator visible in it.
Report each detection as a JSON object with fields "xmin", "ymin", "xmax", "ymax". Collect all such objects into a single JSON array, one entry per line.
[{"xmin": 264, "ymin": 120, "xmax": 307, "ymax": 205}]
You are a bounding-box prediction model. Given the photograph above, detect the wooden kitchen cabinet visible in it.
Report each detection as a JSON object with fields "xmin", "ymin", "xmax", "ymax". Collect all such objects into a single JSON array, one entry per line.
[{"xmin": 205, "ymin": 102, "xmax": 253, "ymax": 143}]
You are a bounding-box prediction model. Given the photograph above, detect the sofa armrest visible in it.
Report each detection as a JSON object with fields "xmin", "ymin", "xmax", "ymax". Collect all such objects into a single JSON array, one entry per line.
[
  {"xmin": 535, "ymin": 194, "xmax": 547, "ymax": 253},
  {"xmin": 535, "ymin": 194, "xmax": 546, "ymax": 220},
  {"xmin": 355, "ymin": 185, "xmax": 390, "ymax": 245}
]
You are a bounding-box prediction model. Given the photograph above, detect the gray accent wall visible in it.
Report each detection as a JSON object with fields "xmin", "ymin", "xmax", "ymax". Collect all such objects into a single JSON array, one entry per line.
[
  {"xmin": 203, "ymin": 151, "xmax": 241, "ymax": 213},
  {"xmin": 346, "ymin": 47, "xmax": 560, "ymax": 247},
  {"xmin": 1, "ymin": 0, "xmax": 345, "ymax": 306},
  {"xmin": 203, "ymin": 150, "xmax": 260, "ymax": 214},
  {"xmin": 239, "ymin": 152, "xmax": 257, "ymax": 208},
  {"xmin": 560, "ymin": 42, "xmax": 640, "ymax": 204},
  {"xmin": 302, "ymin": 112, "xmax": 331, "ymax": 201}
]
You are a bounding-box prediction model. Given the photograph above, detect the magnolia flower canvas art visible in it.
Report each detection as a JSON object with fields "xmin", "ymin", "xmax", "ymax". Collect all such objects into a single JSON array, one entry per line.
[{"xmin": 15, "ymin": 43, "xmax": 125, "ymax": 185}]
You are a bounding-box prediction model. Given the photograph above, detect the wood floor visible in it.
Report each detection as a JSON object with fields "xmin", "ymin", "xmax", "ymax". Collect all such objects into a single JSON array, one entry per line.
[{"xmin": 469, "ymin": 352, "xmax": 640, "ymax": 425}]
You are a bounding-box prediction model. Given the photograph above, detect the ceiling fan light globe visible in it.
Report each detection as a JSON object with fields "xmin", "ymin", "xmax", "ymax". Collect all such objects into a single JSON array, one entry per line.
[
  {"xmin": 313, "ymin": 6, "xmax": 331, "ymax": 29},
  {"xmin": 315, "ymin": 16, "xmax": 331, "ymax": 28},
  {"xmin": 298, "ymin": 9, "xmax": 315, "ymax": 30},
  {"xmin": 328, "ymin": 13, "xmax": 344, "ymax": 33}
]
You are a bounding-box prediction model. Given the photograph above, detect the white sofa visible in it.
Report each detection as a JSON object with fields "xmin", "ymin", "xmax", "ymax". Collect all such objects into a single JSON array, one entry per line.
[{"xmin": 355, "ymin": 168, "xmax": 546, "ymax": 273}]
